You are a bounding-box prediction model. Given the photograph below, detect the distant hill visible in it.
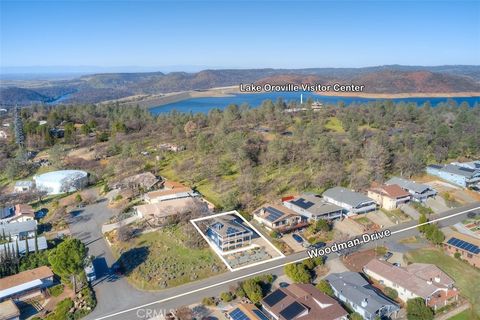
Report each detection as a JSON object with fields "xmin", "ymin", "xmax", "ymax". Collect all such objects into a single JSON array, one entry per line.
[{"xmin": 1, "ymin": 65, "xmax": 479, "ymax": 106}]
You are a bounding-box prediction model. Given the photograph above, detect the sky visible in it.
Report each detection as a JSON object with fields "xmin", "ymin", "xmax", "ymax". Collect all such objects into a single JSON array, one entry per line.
[{"xmin": 0, "ymin": 0, "xmax": 479, "ymax": 72}]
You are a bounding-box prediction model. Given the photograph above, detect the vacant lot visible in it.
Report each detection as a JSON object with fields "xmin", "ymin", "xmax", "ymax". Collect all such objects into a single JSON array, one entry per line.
[
  {"xmin": 405, "ymin": 248, "xmax": 480, "ymax": 317},
  {"xmin": 111, "ymin": 224, "xmax": 226, "ymax": 290}
]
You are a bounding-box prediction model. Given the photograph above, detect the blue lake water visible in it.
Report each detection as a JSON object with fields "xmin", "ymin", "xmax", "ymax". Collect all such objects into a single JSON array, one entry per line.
[{"xmin": 150, "ymin": 92, "xmax": 480, "ymax": 114}]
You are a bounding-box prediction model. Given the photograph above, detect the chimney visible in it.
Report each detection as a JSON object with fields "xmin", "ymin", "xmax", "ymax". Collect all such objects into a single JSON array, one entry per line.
[{"xmin": 427, "ymin": 278, "xmax": 432, "ymax": 285}]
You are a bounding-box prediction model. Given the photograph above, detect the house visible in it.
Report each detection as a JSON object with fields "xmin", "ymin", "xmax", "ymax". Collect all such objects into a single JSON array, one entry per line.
[
  {"xmin": 253, "ymin": 204, "xmax": 308, "ymax": 233},
  {"xmin": 325, "ymin": 272, "xmax": 400, "ymax": 320},
  {"xmin": 261, "ymin": 283, "xmax": 348, "ymax": 320},
  {"xmin": 385, "ymin": 177, "xmax": 437, "ymax": 202},
  {"xmin": 0, "ymin": 237, "xmax": 48, "ymax": 256},
  {"xmin": 367, "ymin": 184, "xmax": 411, "ymax": 210},
  {"xmin": 283, "ymin": 194, "xmax": 344, "ymax": 221},
  {"xmin": 206, "ymin": 216, "xmax": 253, "ymax": 252},
  {"xmin": 228, "ymin": 303, "xmax": 270, "ymax": 320},
  {"xmin": 13, "ymin": 181, "xmax": 34, "ymax": 193},
  {"xmin": 8, "ymin": 204, "xmax": 35, "ymax": 223},
  {"xmin": 113, "ymin": 172, "xmax": 161, "ymax": 191},
  {"xmin": 322, "ymin": 187, "xmax": 376, "ymax": 215},
  {"xmin": 363, "ymin": 259, "xmax": 458, "ymax": 310},
  {"xmin": 427, "ymin": 162, "xmax": 480, "ymax": 188},
  {"xmin": 443, "ymin": 232, "xmax": 479, "ymax": 268},
  {"xmin": 144, "ymin": 187, "xmax": 196, "ymax": 203},
  {"xmin": 0, "ymin": 266, "xmax": 54, "ymax": 302},
  {"xmin": 0, "ymin": 220, "xmax": 37, "ymax": 240},
  {"xmin": 0, "ymin": 299, "xmax": 20, "ymax": 320}
]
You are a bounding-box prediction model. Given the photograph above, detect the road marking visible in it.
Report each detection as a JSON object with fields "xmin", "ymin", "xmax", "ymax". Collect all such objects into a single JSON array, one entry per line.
[
  {"xmin": 94, "ymin": 205, "xmax": 480, "ymax": 320},
  {"xmin": 390, "ymin": 206, "xmax": 479, "ymax": 235}
]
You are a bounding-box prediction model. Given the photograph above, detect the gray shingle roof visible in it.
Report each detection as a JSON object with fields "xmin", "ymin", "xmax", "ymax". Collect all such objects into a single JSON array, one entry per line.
[
  {"xmin": 326, "ymin": 272, "xmax": 398, "ymax": 315},
  {"xmin": 322, "ymin": 187, "xmax": 374, "ymax": 208},
  {"xmin": 289, "ymin": 194, "xmax": 344, "ymax": 216},
  {"xmin": 385, "ymin": 177, "xmax": 432, "ymax": 194},
  {"xmin": 0, "ymin": 220, "xmax": 37, "ymax": 236}
]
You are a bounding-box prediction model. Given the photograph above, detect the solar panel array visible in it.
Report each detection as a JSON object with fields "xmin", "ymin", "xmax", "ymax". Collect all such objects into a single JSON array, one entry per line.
[
  {"xmin": 226, "ymin": 226, "xmax": 241, "ymax": 236},
  {"xmin": 447, "ymin": 237, "xmax": 480, "ymax": 254},
  {"xmin": 292, "ymin": 198, "xmax": 315, "ymax": 209},
  {"xmin": 263, "ymin": 290, "xmax": 287, "ymax": 307},
  {"xmin": 252, "ymin": 309, "xmax": 270, "ymax": 320},
  {"xmin": 265, "ymin": 206, "xmax": 286, "ymax": 222},
  {"xmin": 279, "ymin": 301, "xmax": 308, "ymax": 319},
  {"xmin": 229, "ymin": 308, "xmax": 251, "ymax": 320}
]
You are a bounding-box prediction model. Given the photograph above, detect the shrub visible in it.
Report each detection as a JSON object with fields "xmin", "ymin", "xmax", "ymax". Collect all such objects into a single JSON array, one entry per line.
[
  {"xmin": 241, "ymin": 279, "xmax": 263, "ymax": 303},
  {"xmin": 284, "ymin": 263, "xmax": 311, "ymax": 283},
  {"xmin": 202, "ymin": 297, "xmax": 216, "ymax": 306},
  {"xmin": 454, "ymin": 252, "xmax": 461, "ymax": 259},
  {"xmin": 45, "ymin": 298, "xmax": 74, "ymax": 320},
  {"xmin": 220, "ymin": 291, "xmax": 234, "ymax": 302},
  {"xmin": 48, "ymin": 284, "xmax": 65, "ymax": 297},
  {"xmin": 407, "ymin": 297, "xmax": 434, "ymax": 320},
  {"xmin": 235, "ymin": 286, "xmax": 246, "ymax": 298},
  {"xmin": 384, "ymin": 287, "xmax": 398, "ymax": 300},
  {"xmin": 316, "ymin": 280, "xmax": 334, "ymax": 296}
]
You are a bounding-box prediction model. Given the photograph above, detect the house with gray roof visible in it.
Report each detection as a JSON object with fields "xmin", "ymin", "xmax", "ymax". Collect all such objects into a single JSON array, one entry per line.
[
  {"xmin": 0, "ymin": 220, "xmax": 37, "ymax": 240},
  {"xmin": 322, "ymin": 187, "xmax": 376, "ymax": 215},
  {"xmin": 0, "ymin": 237, "xmax": 48, "ymax": 256},
  {"xmin": 283, "ymin": 194, "xmax": 344, "ymax": 221},
  {"xmin": 427, "ymin": 162, "xmax": 480, "ymax": 188},
  {"xmin": 385, "ymin": 177, "xmax": 437, "ymax": 202},
  {"xmin": 206, "ymin": 216, "xmax": 253, "ymax": 252},
  {"xmin": 326, "ymin": 272, "xmax": 400, "ymax": 320}
]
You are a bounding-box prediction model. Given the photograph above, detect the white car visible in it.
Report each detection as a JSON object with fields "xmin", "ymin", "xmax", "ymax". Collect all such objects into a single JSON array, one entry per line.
[{"xmin": 84, "ymin": 262, "xmax": 96, "ymax": 282}]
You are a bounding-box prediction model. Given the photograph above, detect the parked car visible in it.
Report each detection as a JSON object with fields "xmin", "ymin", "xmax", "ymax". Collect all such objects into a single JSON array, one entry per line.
[
  {"xmin": 381, "ymin": 252, "xmax": 393, "ymax": 261},
  {"xmin": 84, "ymin": 261, "xmax": 96, "ymax": 282},
  {"xmin": 292, "ymin": 234, "xmax": 304, "ymax": 244},
  {"xmin": 309, "ymin": 242, "xmax": 326, "ymax": 249}
]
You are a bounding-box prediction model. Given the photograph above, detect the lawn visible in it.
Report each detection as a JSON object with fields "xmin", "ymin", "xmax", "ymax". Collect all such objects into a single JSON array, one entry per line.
[
  {"xmin": 111, "ymin": 224, "xmax": 226, "ymax": 290},
  {"xmin": 448, "ymin": 309, "xmax": 479, "ymax": 320},
  {"xmin": 324, "ymin": 117, "xmax": 345, "ymax": 133},
  {"xmin": 405, "ymin": 248, "xmax": 480, "ymax": 317}
]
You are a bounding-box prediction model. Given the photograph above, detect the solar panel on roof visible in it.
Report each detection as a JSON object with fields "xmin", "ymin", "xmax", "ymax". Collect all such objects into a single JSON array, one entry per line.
[
  {"xmin": 226, "ymin": 227, "xmax": 241, "ymax": 235},
  {"xmin": 279, "ymin": 301, "xmax": 307, "ymax": 319},
  {"xmin": 447, "ymin": 237, "xmax": 479, "ymax": 255},
  {"xmin": 229, "ymin": 308, "xmax": 251, "ymax": 320},
  {"xmin": 265, "ymin": 206, "xmax": 285, "ymax": 222},
  {"xmin": 263, "ymin": 290, "xmax": 287, "ymax": 307},
  {"xmin": 252, "ymin": 310, "xmax": 269, "ymax": 320},
  {"xmin": 458, "ymin": 167, "xmax": 475, "ymax": 173},
  {"xmin": 292, "ymin": 198, "xmax": 315, "ymax": 209}
]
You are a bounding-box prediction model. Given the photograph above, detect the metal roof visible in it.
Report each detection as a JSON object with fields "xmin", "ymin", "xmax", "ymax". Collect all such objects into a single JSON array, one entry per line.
[
  {"xmin": 0, "ymin": 220, "xmax": 37, "ymax": 236},
  {"xmin": 0, "ymin": 237, "xmax": 48, "ymax": 255},
  {"xmin": 322, "ymin": 187, "xmax": 375, "ymax": 208},
  {"xmin": 386, "ymin": 177, "xmax": 433, "ymax": 194}
]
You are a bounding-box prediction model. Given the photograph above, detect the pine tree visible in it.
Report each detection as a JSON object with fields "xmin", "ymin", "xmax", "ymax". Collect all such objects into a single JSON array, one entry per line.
[
  {"xmin": 34, "ymin": 232, "xmax": 39, "ymax": 254},
  {"xmin": 25, "ymin": 237, "xmax": 30, "ymax": 256},
  {"xmin": 15, "ymin": 239, "xmax": 20, "ymax": 258},
  {"xmin": 14, "ymin": 105, "xmax": 25, "ymax": 147}
]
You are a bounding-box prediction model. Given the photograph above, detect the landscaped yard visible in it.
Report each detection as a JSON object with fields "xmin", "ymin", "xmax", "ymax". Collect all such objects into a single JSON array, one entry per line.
[
  {"xmin": 405, "ymin": 248, "xmax": 480, "ymax": 317},
  {"xmin": 110, "ymin": 224, "xmax": 227, "ymax": 290},
  {"xmin": 448, "ymin": 309, "xmax": 478, "ymax": 320}
]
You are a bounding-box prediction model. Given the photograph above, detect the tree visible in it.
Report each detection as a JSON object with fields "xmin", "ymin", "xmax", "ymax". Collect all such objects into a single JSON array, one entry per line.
[
  {"xmin": 241, "ymin": 279, "xmax": 263, "ymax": 303},
  {"xmin": 284, "ymin": 263, "xmax": 312, "ymax": 283},
  {"xmin": 406, "ymin": 298, "xmax": 434, "ymax": 320},
  {"xmin": 316, "ymin": 280, "xmax": 334, "ymax": 296},
  {"xmin": 418, "ymin": 213, "xmax": 428, "ymax": 232},
  {"xmin": 75, "ymin": 194, "xmax": 83, "ymax": 203},
  {"xmin": 384, "ymin": 287, "xmax": 398, "ymax": 300},
  {"xmin": 48, "ymin": 238, "xmax": 87, "ymax": 291},
  {"xmin": 14, "ymin": 105, "xmax": 25, "ymax": 148},
  {"xmin": 220, "ymin": 291, "xmax": 234, "ymax": 302}
]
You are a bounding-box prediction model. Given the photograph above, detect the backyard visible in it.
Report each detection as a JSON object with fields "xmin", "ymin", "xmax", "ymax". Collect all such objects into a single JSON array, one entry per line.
[
  {"xmin": 405, "ymin": 248, "xmax": 480, "ymax": 318},
  {"xmin": 110, "ymin": 224, "xmax": 227, "ymax": 290}
]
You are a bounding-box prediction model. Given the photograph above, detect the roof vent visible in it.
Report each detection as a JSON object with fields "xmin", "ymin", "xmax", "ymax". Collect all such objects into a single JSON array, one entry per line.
[
  {"xmin": 434, "ymin": 276, "xmax": 441, "ymax": 283},
  {"xmin": 427, "ymin": 278, "xmax": 433, "ymax": 285}
]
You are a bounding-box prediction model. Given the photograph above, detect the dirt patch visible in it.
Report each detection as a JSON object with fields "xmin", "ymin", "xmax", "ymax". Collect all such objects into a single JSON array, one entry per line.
[{"xmin": 343, "ymin": 249, "xmax": 377, "ymax": 272}]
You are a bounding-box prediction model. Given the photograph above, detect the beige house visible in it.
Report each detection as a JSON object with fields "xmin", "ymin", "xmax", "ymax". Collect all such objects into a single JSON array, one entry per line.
[
  {"xmin": 363, "ymin": 259, "xmax": 458, "ymax": 310},
  {"xmin": 367, "ymin": 184, "xmax": 411, "ymax": 210},
  {"xmin": 253, "ymin": 204, "xmax": 308, "ymax": 233}
]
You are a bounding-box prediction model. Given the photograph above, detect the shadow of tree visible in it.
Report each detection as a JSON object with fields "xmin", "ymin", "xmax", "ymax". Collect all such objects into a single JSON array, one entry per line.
[{"xmin": 116, "ymin": 246, "xmax": 150, "ymax": 276}]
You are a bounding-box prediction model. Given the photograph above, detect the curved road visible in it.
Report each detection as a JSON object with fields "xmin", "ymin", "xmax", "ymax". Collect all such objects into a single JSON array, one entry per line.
[{"xmin": 72, "ymin": 201, "xmax": 480, "ymax": 320}]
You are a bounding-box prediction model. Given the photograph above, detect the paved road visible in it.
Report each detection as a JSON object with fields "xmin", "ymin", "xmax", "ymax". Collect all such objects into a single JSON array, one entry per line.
[
  {"xmin": 84, "ymin": 201, "xmax": 480, "ymax": 320},
  {"xmin": 67, "ymin": 200, "xmax": 153, "ymax": 318}
]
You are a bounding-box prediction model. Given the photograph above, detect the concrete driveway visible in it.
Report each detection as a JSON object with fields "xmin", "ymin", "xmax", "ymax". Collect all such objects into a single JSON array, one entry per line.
[{"xmin": 67, "ymin": 198, "xmax": 151, "ymax": 319}]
